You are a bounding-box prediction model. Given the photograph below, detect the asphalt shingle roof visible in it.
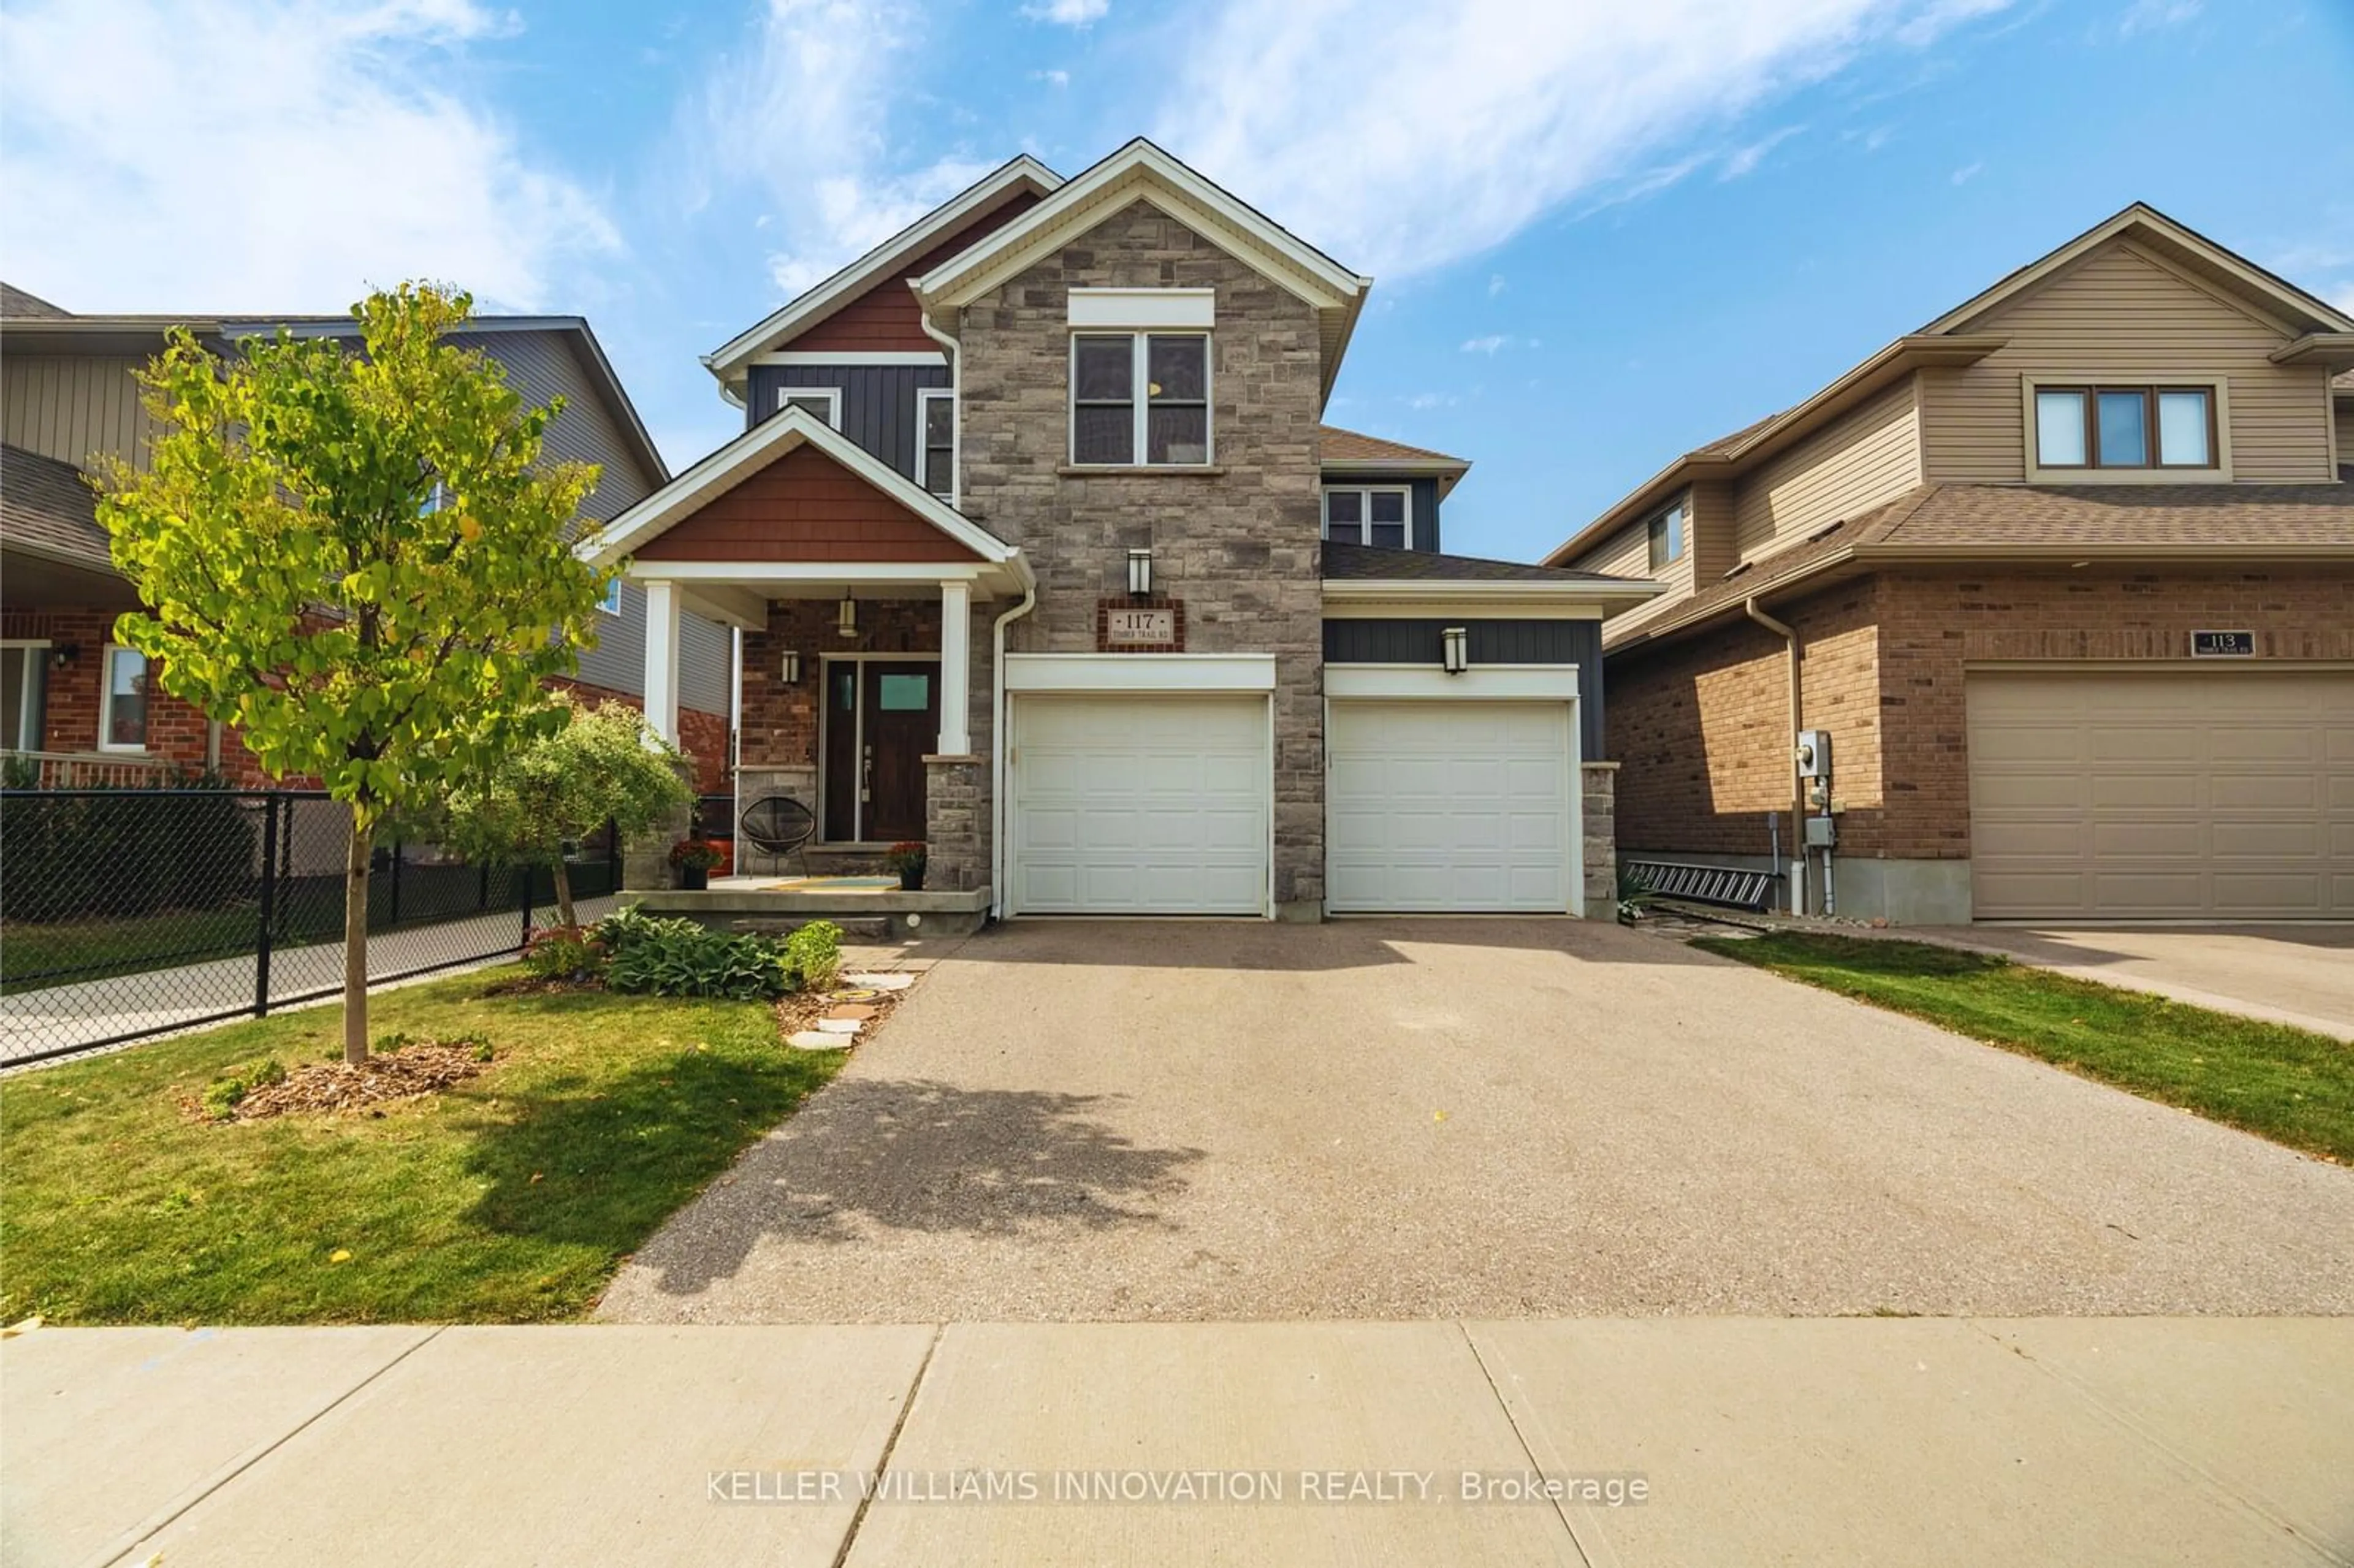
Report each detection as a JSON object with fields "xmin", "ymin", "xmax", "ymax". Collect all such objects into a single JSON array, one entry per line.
[
  {"xmin": 1317, "ymin": 425, "xmax": 1468, "ymax": 468},
  {"xmin": 1322, "ymin": 541, "xmax": 1644, "ymax": 584},
  {"xmin": 1, "ymin": 283, "xmax": 71, "ymax": 319},
  {"xmin": 0, "ymin": 444, "xmax": 112, "ymax": 570}
]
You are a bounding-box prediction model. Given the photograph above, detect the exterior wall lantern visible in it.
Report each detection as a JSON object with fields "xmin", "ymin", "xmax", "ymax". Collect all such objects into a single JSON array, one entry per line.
[
  {"xmin": 1127, "ymin": 547, "xmax": 1153, "ymax": 598},
  {"xmin": 1441, "ymin": 625, "xmax": 1469, "ymax": 675},
  {"xmin": 50, "ymin": 642, "xmax": 79, "ymax": 670},
  {"xmin": 779, "ymin": 650, "xmax": 801, "ymax": 684},
  {"xmin": 836, "ymin": 592, "xmax": 858, "ymax": 639}
]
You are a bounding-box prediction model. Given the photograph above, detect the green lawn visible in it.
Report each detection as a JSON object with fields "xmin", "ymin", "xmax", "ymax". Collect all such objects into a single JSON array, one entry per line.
[
  {"xmin": 0, "ymin": 970, "xmax": 840, "ymax": 1323},
  {"xmin": 1693, "ymin": 932, "xmax": 2353, "ymax": 1164}
]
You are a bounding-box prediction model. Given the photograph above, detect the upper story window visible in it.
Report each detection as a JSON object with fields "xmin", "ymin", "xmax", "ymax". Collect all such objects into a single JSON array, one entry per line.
[
  {"xmin": 1324, "ymin": 487, "xmax": 1411, "ymax": 549},
  {"xmin": 100, "ymin": 645, "xmax": 148, "ymax": 752},
  {"xmin": 1070, "ymin": 333, "xmax": 1210, "ymax": 466},
  {"xmin": 777, "ymin": 387, "xmax": 842, "ymax": 427},
  {"xmin": 2033, "ymin": 384, "xmax": 2215, "ymax": 471},
  {"xmin": 598, "ymin": 579, "xmax": 623, "ymax": 615},
  {"xmin": 1647, "ymin": 500, "xmax": 1686, "ymax": 571},
  {"xmin": 918, "ymin": 388, "xmax": 954, "ymax": 498}
]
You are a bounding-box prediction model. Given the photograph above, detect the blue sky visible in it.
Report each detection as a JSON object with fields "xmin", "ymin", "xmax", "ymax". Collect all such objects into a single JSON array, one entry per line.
[{"xmin": 4, "ymin": 0, "xmax": 2350, "ymax": 563}]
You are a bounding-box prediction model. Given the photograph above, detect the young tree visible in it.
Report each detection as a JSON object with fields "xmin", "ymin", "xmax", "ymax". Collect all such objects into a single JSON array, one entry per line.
[
  {"xmin": 440, "ymin": 693, "xmax": 694, "ymax": 928},
  {"xmin": 97, "ymin": 283, "xmax": 611, "ymax": 1063}
]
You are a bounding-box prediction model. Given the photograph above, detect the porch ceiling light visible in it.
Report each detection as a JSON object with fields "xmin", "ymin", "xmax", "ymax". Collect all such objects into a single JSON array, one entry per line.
[
  {"xmin": 779, "ymin": 650, "xmax": 801, "ymax": 684},
  {"xmin": 837, "ymin": 592, "xmax": 858, "ymax": 639},
  {"xmin": 1127, "ymin": 547, "xmax": 1152, "ymax": 598},
  {"xmin": 1441, "ymin": 625, "xmax": 1469, "ymax": 675}
]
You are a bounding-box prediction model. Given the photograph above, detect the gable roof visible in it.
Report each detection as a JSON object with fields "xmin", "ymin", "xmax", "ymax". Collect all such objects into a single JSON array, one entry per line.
[
  {"xmin": 913, "ymin": 139, "xmax": 1372, "ymax": 402},
  {"xmin": 1, "ymin": 282, "xmax": 71, "ymax": 319},
  {"xmin": 1319, "ymin": 424, "xmax": 1471, "ymax": 497},
  {"xmin": 0, "ymin": 443, "xmax": 110, "ymax": 570},
  {"xmin": 701, "ymin": 156, "xmax": 1062, "ymax": 399},
  {"xmin": 586, "ymin": 405, "xmax": 1018, "ymax": 569}
]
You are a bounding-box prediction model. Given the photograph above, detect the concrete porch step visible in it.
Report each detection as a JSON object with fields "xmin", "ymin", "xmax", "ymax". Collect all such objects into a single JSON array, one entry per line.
[{"xmin": 628, "ymin": 885, "xmax": 990, "ymax": 940}]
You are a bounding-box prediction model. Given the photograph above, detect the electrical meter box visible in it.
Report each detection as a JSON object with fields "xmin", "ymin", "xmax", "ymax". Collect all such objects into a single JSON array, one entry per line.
[
  {"xmin": 1794, "ymin": 729, "xmax": 1832, "ymax": 780},
  {"xmin": 1804, "ymin": 815, "xmax": 1838, "ymax": 847}
]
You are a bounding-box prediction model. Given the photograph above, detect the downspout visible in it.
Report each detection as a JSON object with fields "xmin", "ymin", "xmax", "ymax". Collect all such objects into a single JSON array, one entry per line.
[
  {"xmin": 917, "ymin": 303, "xmax": 961, "ymax": 511},
  {"xmin": 1745, "ymin": 597, "xmax": 1805, "ymax": 917},
  {"xmin": 989, "ymin": 565, "xmax": 1037, "ymax": 921}
]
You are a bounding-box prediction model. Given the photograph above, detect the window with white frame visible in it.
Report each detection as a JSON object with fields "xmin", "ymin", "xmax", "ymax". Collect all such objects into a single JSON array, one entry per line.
[
  {"xmin": 1647, "ymin": 500, "xmax": 1686, "ymax": 571},
  {"xmin": 598, "ymin": 579, "xmax": 623, "ymax": 615},
  {"xmin": 1, "ymin": 642, "xmax": 46, "ymax": 751},
  {"xmin": 99, "ymin": 645, "xmax": 148, "ymax": 752},
  {"xmin": 1322, "ymin": 486, "xmax": 1412, "ymax": 549},
  {"xmin": 1070, "ymin": 333, "xmax": 1210, "ymax": 465},
  {"xmin": 918, "ymin": 388, "xmax": 954, "ymax": 498},
  {"xmin": 2033, "ymin": 384, "xmax": 2217, "ymax": 471},
  {"xmin": 777, "ymin": 387, "xmax": 842, "ymax": 427}
]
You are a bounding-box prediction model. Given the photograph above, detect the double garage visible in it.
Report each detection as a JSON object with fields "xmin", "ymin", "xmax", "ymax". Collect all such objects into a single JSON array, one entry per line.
[
  {"xmin": 1002, "ymin": 657, "xmax": 1583, "ymax": 916},
  {"xmin": 1967, "ymin": 667, "xmax": 2354, "ymax": 919}
]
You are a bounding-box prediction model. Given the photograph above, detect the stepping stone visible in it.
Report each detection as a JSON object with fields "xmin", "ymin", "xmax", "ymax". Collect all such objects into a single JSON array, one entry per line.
[
  {"xmin": 826, "ymin": 1003, "xmax": 878, "ymax": 1021},
  {"xmin": 844, "ymin": 972, "xmax": 914, "ymax": 990},
  {"xmin": 828, "ymin": 989, "xmax": 881, "ymax": 1002},
  {"xmin": 788, "ymin": 1031, "xmax": 851, "ymax": 1051},
  {"xmin": 815, "ymin": 1018, "xmax": 863, "ymax": 1035}
]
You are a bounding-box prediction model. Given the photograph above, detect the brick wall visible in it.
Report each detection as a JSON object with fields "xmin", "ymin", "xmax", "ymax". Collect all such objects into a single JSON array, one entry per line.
[
  {"xmin": 956, "ymin": 198, "xmax": 1328, "ymax": 909},
  {"xmin": 737, "ymin": 599, "xmax": 939, "ymax": 774}
]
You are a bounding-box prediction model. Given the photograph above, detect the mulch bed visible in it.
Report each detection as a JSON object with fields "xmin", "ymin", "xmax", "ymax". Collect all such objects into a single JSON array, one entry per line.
[
  {"xmin": 218, "ymin": 1044, "xmax": 491, "ymax": 1122},
  {"xmin": 775, "ymin": 979, "xmax": 905, "ymax": 1043}
]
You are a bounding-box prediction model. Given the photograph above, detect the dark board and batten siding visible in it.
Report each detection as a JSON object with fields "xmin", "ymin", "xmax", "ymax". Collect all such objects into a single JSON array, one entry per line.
[
  {"xmin": 1324, "ymin": 472, "xmax": 1442, "ymax": 554},
  {"xmin": 1323, "ymin": 618, "xmax": 1605, "ymax": 759},
  {"xmin": 747, "ymin": 363, "xmax": 951, "ymax": 482}
]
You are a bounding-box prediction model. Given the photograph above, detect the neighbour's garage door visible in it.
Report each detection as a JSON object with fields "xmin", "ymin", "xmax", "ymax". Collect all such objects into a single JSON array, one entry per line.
[
  {"xmin": 1327, "ymin": 700, "xmax": 1574, "ymax": 913},
  {"xmin": 1008, "ymin": 695, "xmax": 1269, "ymax": 915},
  {"xmin": 1967, "ymin": 669, "xmax": 2354, "ymax": 919}
]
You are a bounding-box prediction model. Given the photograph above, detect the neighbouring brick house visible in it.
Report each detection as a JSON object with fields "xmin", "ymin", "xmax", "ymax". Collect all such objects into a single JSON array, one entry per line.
[
  {"xmin": 0, "ymin": 285, "xmax": 734, "ymax": 792},
  {"xmin": 594, "ymin": 140, "xmax": 1657, "ymax": 919},
  {"xmin": 1550, "ymin": 205, "xmax": 2354, "ymax": 923}
]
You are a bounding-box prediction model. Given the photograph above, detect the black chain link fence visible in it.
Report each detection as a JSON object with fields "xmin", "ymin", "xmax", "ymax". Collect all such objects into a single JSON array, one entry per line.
[{"xmin": 0, "ymin": 788, "xmax": 623, "ymax": 1066}]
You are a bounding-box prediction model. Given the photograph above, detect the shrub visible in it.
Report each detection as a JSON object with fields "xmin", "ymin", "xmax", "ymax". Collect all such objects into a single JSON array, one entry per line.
[
  {"xmin": 200, "ymin": 1056, "xmax": 287, "ymax": 1119},
  {"xmin": 523, "ymin": 923, "xmax": 607, "ymax": 983},
  {"xmin": 601, "ymin": 913, "xmax": 791, "ymax": 1000},
  {"xmin": 784, "ymin": 919, "xmax": 843, "ymax": 993}
]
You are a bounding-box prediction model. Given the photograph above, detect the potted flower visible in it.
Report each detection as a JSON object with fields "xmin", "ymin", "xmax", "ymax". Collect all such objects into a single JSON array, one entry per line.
[
  {"xmin": 885, "ymin": 840, "xmax": 928, "ymax": 892},
  {"xmin": 669, "ymin": 837, "xmax": 725, "ymax": 891}
]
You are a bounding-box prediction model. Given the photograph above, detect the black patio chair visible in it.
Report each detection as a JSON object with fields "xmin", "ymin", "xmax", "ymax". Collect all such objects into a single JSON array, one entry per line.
[{"xmin": 738, "ymin": 795, "xmax": 817, "ymax": 876}]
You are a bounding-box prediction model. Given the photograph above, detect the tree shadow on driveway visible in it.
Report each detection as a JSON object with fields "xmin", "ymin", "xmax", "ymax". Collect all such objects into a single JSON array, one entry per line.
[{"xmin": 617, "ymin": 1076, "xmax": 1206, "ymax": 1301}]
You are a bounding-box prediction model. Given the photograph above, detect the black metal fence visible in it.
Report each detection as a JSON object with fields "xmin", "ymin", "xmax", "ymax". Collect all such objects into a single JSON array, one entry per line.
[{"xmin": 0, "ymin": 788, "xmax": 622, "ymax": 1066}]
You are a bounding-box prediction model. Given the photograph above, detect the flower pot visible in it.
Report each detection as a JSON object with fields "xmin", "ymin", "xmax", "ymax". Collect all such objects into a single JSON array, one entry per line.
[
  {"xmin": 897, "ymin": 867, "xmax": 925, "ymax": 891},
  {"xmin": 678, "ymin": 866, "xmax": 709, "ymax": 891}
]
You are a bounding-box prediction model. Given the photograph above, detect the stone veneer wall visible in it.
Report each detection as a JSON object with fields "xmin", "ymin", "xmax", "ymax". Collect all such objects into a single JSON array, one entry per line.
[
  {"xmin": 953, "ymin": 198, "xmax": 1328, "ymax": 915},
  {"xmin": 1580, "ymin": 761, "xmax": 1618, "ymax": 918}
]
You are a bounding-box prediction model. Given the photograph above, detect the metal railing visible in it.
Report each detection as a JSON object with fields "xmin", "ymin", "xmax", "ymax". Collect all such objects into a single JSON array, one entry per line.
[
  {"xmin": 0, "ymin": 786, "xmax": 623, "ymax": 1066},
  {"xmin": 0, "ymin": 748, "xmax": 181, "ymax": 789}
]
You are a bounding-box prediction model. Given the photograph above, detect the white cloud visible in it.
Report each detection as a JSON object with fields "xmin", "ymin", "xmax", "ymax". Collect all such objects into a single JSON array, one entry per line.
[
  {"xmin": 679, "ymin": 0, "xmax": 993, "ymax": 297},
  {"xmin": 1404, "ymin": 392, "xmax": 1457, "ymax": 410},
  {"xmin": 1024, "ymin": 0, "xmax": 1109, "ymax": 22},
  {"xmin": 0, "ymin": 0, "xmax": 614, "ymax": 312},
  {"xmin": 1487, "ymin": 273, "xmax": 1506, "ymax": 297},
  {"xmin": 1032, "ymin": 67, "xmax": 1072, "ymax": 87},
  {"xmin": 1460, "ymin": 334, "xmax": 1509, "ymax": 354},
  {"xmin": 2119, "ymin": 0, "xmax": 2199, "ymax": 35},
  {"xmin": 1149, "ymin": 0, "xmax": 2014, "ymax": 277},
  {"xmin": 1951, "ymin": 159, "xmax": 1984, "ymax": 184},
  {"xmin": 1720, "ymin": 124, "xmax": 1804, "ymax": 180}
]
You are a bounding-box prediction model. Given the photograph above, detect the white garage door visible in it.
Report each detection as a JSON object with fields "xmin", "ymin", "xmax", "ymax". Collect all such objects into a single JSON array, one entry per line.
[
  {"xmin": 1968, "ymin": 669, "xmax": 2354, "ymax": 919},
  {"xmin": 1327, "ymin": 700, "xmax": 1574, "ymax": 913},
  {"xmin": 1008, "ymin": 695, "xmax": 1269, "ymax": 915}
]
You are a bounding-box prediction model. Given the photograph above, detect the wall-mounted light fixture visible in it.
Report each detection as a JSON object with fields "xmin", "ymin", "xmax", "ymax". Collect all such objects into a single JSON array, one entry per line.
[
  {"xmin": 836, "ymin": 592, "xmax": 858, "ymax": 639},
  {"xmin": 1441, "ymin": 626, "xmax": 1469, "ymax": 675},
  {"xmin": 50, "ymin": 642, "xmax": 79, "ymax": 671},
  {"xmin": 1127, "ymin": 547, "xmax": 1153, "ymax": 598},
  {"xmin": 779, "ymin": 650, "xmax": 801, "ymax": 684}
]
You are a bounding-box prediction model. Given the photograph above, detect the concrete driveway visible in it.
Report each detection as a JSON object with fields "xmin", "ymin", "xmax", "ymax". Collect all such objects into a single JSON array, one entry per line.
[
  {"xmin": 1911, "ymin": 924, "xmax": 2354, "ymax": 1042},
  {"xmin": 598, "ymin": 919, "xmax": 2354, "ymax": 1323}
]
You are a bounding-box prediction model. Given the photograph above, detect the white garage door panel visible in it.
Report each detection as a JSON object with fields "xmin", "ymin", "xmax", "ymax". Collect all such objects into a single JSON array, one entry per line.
[
  {"xmin": 1968, "ymin": 671, "xmax": 2354, "ymax": 919},
  {"xmin": 1010, "ymin": 695, "xmax": 1268, "ymax": 915},
  {"xmin": 1328, "ymin": 701, "xmax": 1572, "ymax": 913}
]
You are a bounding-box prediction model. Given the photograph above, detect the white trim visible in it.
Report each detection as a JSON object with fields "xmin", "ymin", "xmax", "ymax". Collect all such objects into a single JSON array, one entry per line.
[
  {"xmin": 2, "ymin": 640, "xmax": 47, "ymax": 751},
  {"xmin": 586, "ymin": 405, "xmax": 1019, "ymax": 567},
  {"xmin": 916, "ymin": 387, "xmax": 956, "ymax": 499},
  {"xmin": 774, "ymin": 386, "xmax": 842, "ymax": 428},
  {"xmin": 704, "ymin": 155, "xmax": 1064, "ymax": 385},
  {"xmin": 631, "ymin": 561, "xmax": 992, "ymax": 585},
  {"xmin": 755, "ymin": 351, "xmax": 944, "ymax": 367},
  {"xmin": 96, "ymin": 644, "xmax": 149, "ymax": 753},
  {"xmin": 939, "ymin": 580, "xmax": 972, "ymax": 755},
  {"xmin": 1325, "ymin": 663, "xmax": 1580, "ymax": 701},
  {"xmin": 1068, "ymin": 330, "xmax": 1213, "ymax": 468},
  {"xmin": 1323, "ymin": 577, "xmax": 1661, "ymax": 604},
  {"xmin": 1003, "ymin": 652, "xmax": 1276, "ymax": 693},
  {"xmin": 642, "ymin": 581, "xmax": 681, "ymax": 744},
  {"xmin": 1320, "ymin": 484, "xmax": 1414, "ymax": 549},
  {"xmin": 1067, "ymin": 287, "xmax": 1216, "ymax": 329},
  {"xmin": 2021, "ymin": 375, "xmax": 2234, "ymax": 484}
]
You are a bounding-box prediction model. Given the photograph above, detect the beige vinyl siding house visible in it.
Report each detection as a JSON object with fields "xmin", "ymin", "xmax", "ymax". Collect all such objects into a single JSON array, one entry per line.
[
  {"xmin": 1, "ymin": 356, "xmax": 158, "ymax": 474},
  {"xmin": 1731, "ymin": 378, "xmax": 1921, "ymax": 557},
  {"xmin": 1917, "ymin": 241, "xmax": 2336, "ymax": 484},
  {"xmin": 1579, "ymin": 499, "xmax": 1691, "ymax": 634}
]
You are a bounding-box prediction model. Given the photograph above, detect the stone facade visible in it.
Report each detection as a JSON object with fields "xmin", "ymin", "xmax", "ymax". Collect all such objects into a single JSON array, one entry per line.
[
  {"xmin": 1580, "ymin": 761, "xmax": 1618, "ymax": 918},
  {"xmin": 954, "ymin": 199, "xmax": 1328, "ymax": 913}
]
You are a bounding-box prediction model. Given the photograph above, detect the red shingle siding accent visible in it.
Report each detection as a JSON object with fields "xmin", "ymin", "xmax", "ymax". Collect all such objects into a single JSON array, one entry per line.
[
  {"xmin": 789, "ymin": 191, "xmax": 1043, "ymax": 354},
  {"xmin": 738, "ymin": 599, "xmax": 939, "ymax": 771},
  {"xmin": 634, "ymin": 443, "xmax": 983, "ymax": 564}
]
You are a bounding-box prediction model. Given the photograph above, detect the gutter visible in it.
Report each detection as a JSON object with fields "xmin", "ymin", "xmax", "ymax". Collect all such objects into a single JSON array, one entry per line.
[{"xmin": 1743, "ymin": 596, "xmax": 1805, "ymax": 917}]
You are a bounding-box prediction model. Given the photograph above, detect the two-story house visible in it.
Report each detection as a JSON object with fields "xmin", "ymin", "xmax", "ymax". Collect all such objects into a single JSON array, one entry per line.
[
  {"xmin": 592, "ymin": 140, "xmax": 1657, "ymax": 920},
  {"xmin": 0, "ymin": 286, "xmax": 734, "ymax": 791},
  {"xmin": 1549, "ymin": 205, "xmax": 2354, "ymax": 924}
]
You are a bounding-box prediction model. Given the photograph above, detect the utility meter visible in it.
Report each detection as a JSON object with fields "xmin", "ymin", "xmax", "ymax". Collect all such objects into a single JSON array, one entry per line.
[{"xmin": 1794, "ymin": 729, "xmax": 1832, "ymax": 780}]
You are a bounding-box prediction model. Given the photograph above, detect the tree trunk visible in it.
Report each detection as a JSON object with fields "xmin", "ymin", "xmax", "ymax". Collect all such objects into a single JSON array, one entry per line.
[
  {"xmin": 343, "ymin": 806, "xmax": 371, "ymax": 1064},
  {"xmin": 553, "ymin": 858, "xmax": 577, "ymax": 929}
]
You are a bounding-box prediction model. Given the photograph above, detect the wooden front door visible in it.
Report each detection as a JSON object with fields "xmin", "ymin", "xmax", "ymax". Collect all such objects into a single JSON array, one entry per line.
[{"xmin": 821, "ymin": 660, "xmax": 938, "ymax": 843}]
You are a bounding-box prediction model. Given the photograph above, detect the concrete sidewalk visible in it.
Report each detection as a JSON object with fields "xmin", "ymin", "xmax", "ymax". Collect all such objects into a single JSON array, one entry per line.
[{"xmin": 6, "ymin": 1319, "xmax": 2348, "ymax": 1567}]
